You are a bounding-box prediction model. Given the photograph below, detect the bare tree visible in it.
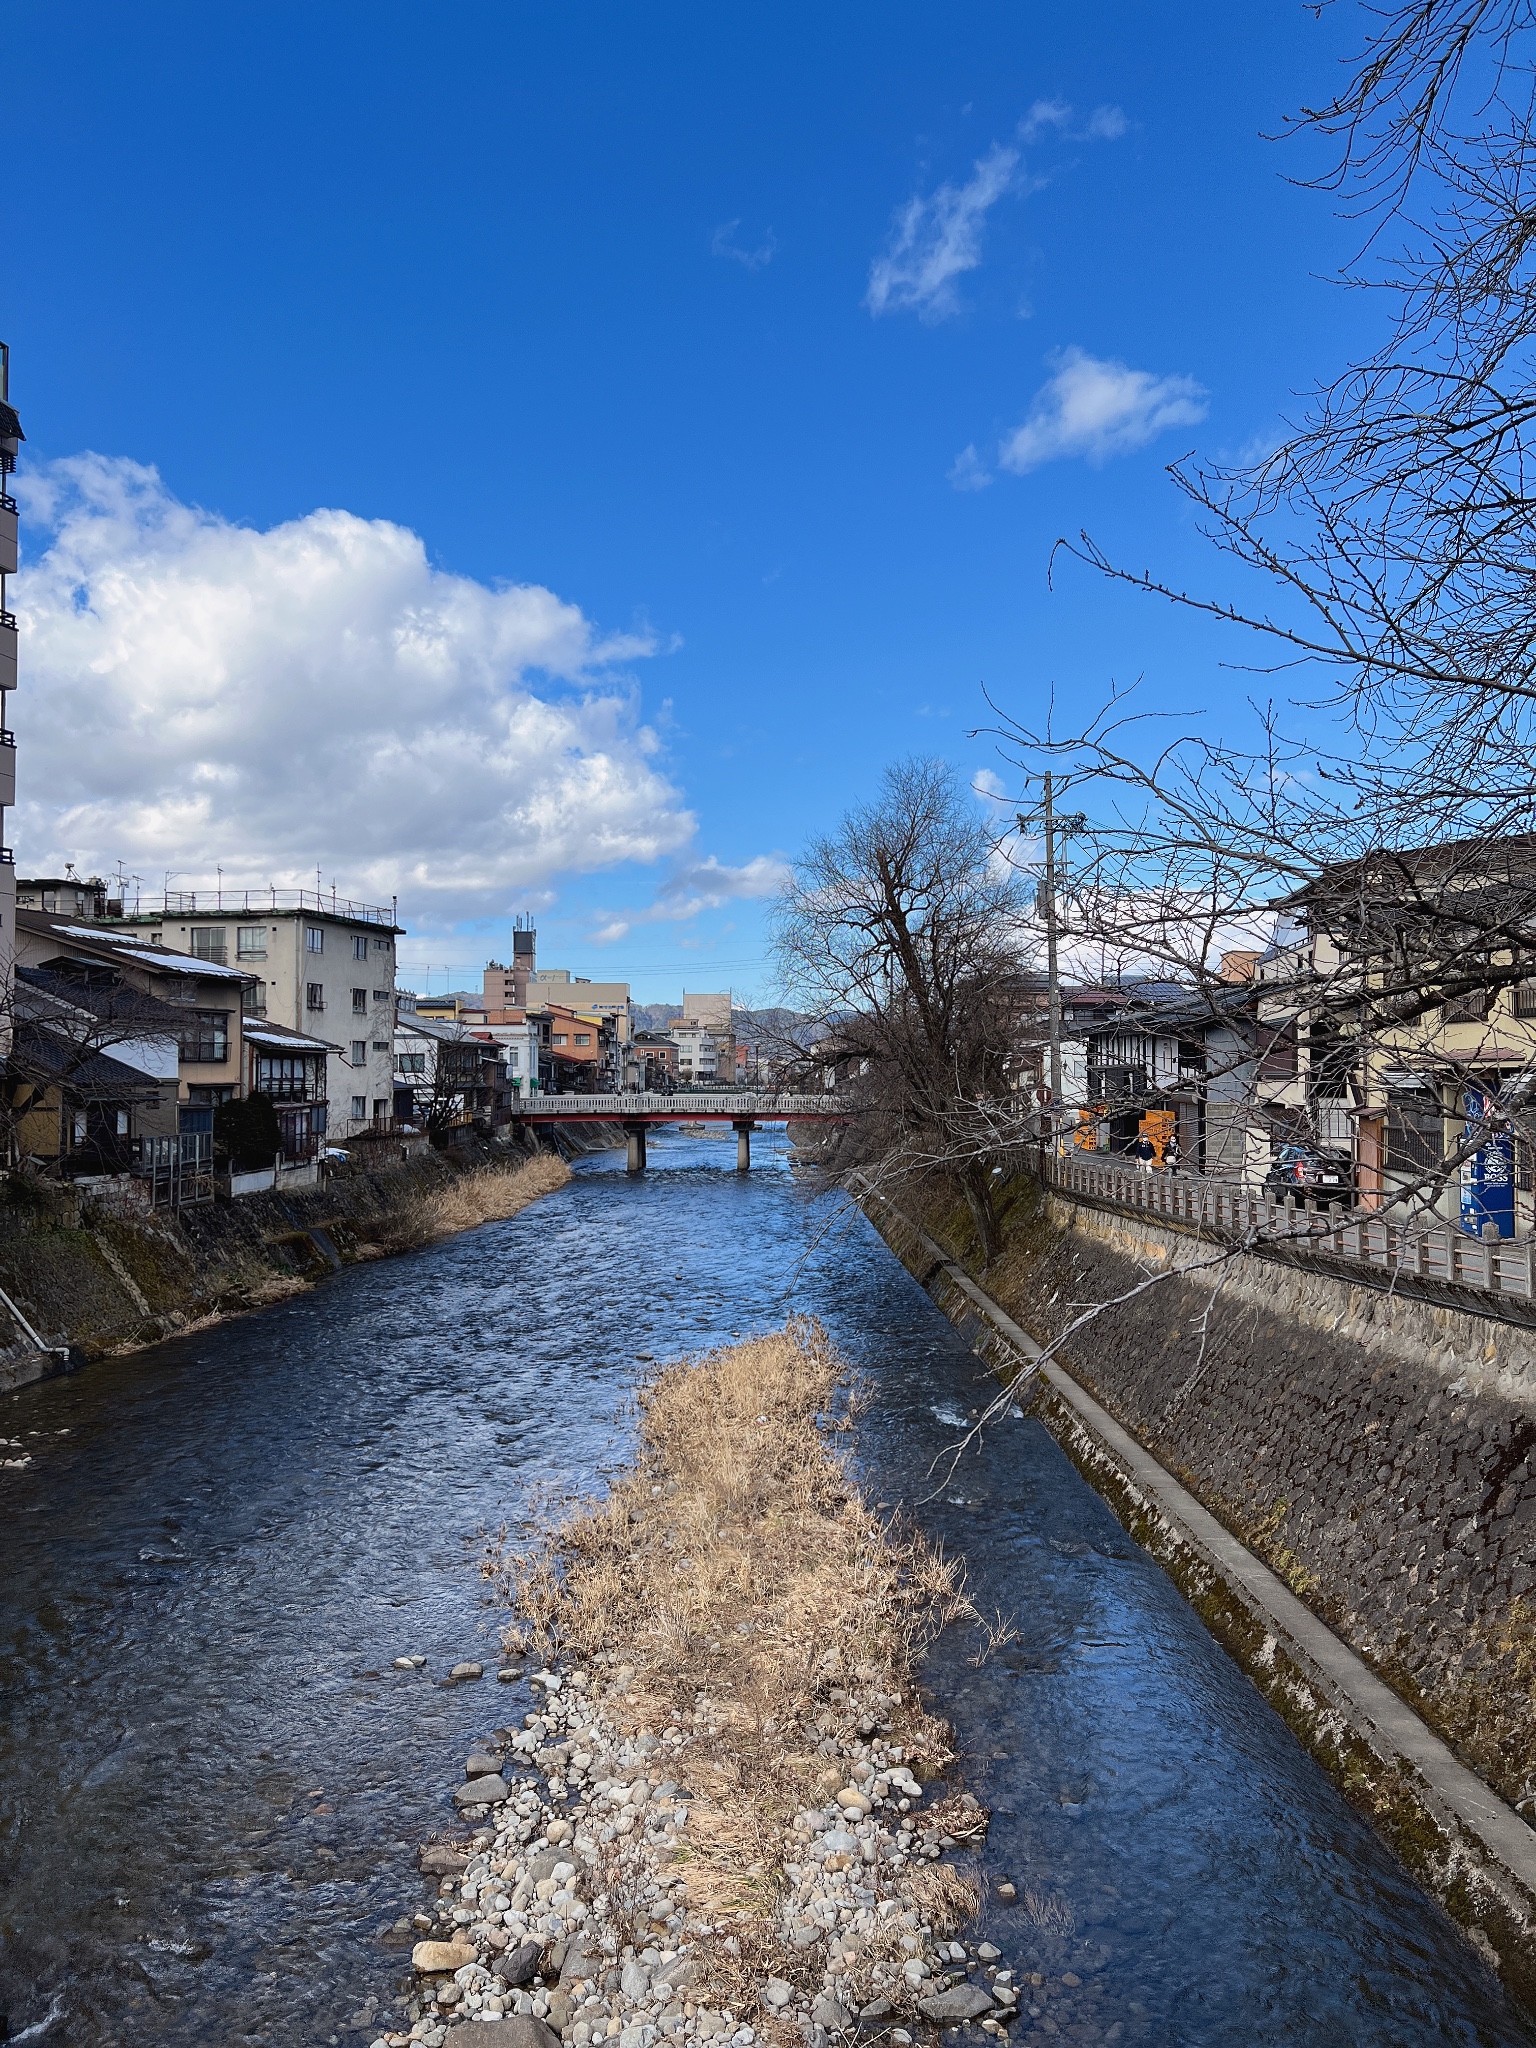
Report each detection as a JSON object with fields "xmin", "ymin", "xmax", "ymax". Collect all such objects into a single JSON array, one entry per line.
[{"xmin": 772, "ymin": 758, "xmax": 1036, "ymax": 1259}]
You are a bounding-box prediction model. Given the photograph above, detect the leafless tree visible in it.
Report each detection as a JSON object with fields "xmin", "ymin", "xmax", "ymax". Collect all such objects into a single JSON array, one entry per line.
[
  {"xmin": 977, "ymin": 3, "xmax": 1536, "ymax": 1232},
  {"xmin": 772, "ymin": 758, "xmax": 1038, "ymax": 1259}
]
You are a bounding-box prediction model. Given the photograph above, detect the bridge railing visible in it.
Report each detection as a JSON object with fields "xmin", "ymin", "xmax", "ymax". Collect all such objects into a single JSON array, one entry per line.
[{"xmin": 514, "ymin": 1090, "xmax": 841, "ymax": 1118}]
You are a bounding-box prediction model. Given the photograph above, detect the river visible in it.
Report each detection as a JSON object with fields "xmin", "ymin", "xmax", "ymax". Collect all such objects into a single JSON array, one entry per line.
[{"xmin": 0, "ymin": 1130, "xmax": 1528, "ymax": 2046}]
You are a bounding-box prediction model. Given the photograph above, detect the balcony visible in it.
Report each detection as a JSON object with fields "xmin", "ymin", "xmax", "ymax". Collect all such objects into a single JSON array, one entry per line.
[
  {"xmin": 0, "ymin": 610, "xmax": 15, "ymax": 692},
  {"xmin": 0, "ymin": 499, "xmax": 15, "ymax": 576}
]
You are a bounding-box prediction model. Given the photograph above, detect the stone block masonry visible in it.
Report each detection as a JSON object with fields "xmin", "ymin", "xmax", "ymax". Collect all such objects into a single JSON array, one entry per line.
[{"xmin": 863, "ymin": 1174, "xmax": 1536, "ymax": 2007}]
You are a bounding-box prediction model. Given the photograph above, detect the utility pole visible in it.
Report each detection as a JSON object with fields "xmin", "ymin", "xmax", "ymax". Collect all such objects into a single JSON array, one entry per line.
[
  {"xmin": 1042, "ymin": 771, "xmax": 1063, "ymax": 1124},
  {"xmin": 1019, "ymin": 776, "xmax": 1084, "ymax": 1156}
]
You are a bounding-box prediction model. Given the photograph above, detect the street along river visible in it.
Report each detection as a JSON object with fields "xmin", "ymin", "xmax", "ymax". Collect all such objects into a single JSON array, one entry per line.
[{"xmin": 0, "ymin": 1131, "xmax": 1530, "ymax": 2046}]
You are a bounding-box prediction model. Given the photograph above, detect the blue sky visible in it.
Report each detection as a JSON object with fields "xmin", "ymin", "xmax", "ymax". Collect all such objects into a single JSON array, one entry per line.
[{"xmin": 8, "ymin": 2, "xmax": 1367, "ymax": 1000}]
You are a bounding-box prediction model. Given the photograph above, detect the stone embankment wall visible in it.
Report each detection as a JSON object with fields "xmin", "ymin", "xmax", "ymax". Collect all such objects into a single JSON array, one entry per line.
[
  {"xmin": 0, "ymin": 1133, "xmax": 579, "ymax": 1393},
  {"xmin": 899, "ymin": 1173, "xmax": 1536, "ymax": 1824}
]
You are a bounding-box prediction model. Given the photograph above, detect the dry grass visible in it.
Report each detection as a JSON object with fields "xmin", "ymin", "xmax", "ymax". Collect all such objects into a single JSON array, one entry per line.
[
  {"xmin": 377, "ymin": 1152, "xmax": 570, "ymax": 1251},
  {"xmin": 487, "ymin": 1317, "xmax": 984, "ymax": 2023}
]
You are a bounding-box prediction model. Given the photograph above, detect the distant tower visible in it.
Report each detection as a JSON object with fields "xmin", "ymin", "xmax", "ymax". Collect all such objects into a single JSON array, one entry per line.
[
  {"xmin": 511, "ymin": 913, "xmax": 537, "ymax": 1007},
  {"xmin": 0, "ymin": 344, "xmax": 22, "ymax": 1055}
]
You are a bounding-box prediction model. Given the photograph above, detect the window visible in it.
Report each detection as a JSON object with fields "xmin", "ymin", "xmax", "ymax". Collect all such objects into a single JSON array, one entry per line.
[
  {"xmin": 176, "ymin": 1010, "xmax": 230, "ymax": 1063},
  {"xmin": 306, "ymin": 927, "xmax": 324, "ymax": 954},
  {"xmin": 351, "ymin": 1040, "xmax": 367, "ymax": 1066},
  {"xmin": 237, "ymin": 926, "xmax": 268, "ymax": 958},
  {"xmin": 352, "ymin": 934, "xmax": 368, "ymax": 960},
  {"xmin": 351, "ymin": 987, "xmax": 367, "ymax": 1014},
  {"xmin": 306, "ymin": 983, "xmax": 325, "ymax": 1011},
  {"xmin": 241, "ymin": 983, "xmax": 267, "ymax": 1017},
  {"xmin": 372, "ymin": 1040, "xmax": 389, "ymax": 1052},
  {"xmin": 115, "ymin": 1109, "xmax": 129, "ymax": 1137},
  {"xmin": 507, "ymin": 1050, "xmax": 520, "ymax": 1069},
  {"xmin": 552, "ymin": 1033, "xmax": 568, "ymax": 1046},
  {"xmin": 396, "ymin": 1051, "xmax": 426, "ymax": 1073},
  {"xmin": 373, "ymin": 936, "xmax": 392, "ymax": 953},
  {"xmin": 190, "ymin": 927, "xmax": 227, "ymax": 964},
  {"xmin": 576, "ymin": 1032, "xmax": 591, "ymax": 1046},
  {"xmin": 254, "ymin": 1054, "xmax": 317, "ymax": 1102},
  {"xmin": 373, "ymin": 1099, "xmax": 387, "ymax": 1119},
  {"xmin": 1517, "ymin": 981, "xmax": 1536, "ymax": 1017},
  {"xmin": 373, "ymin": 988, "xmax": 391, "ymax": 1002},
  {"xmin": 350, "ymin": 1095, "xmax": 367, "ymax": 1121}
]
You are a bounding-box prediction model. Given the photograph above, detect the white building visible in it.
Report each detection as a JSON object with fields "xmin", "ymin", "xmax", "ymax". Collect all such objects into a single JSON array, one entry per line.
[
  {"xmin": 671, "ymin": 1022, "xmax": 720, "ymax": 1084},
  {"xmin": 103, "ymin": 888, "xmax": 404, "ymax": 1141}
]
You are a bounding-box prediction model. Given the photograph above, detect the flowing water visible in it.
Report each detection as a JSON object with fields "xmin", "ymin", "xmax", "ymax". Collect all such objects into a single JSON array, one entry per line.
[{"xmin": 0, "ymin": 1131, "xmax": 1529, "ymax": 2046}]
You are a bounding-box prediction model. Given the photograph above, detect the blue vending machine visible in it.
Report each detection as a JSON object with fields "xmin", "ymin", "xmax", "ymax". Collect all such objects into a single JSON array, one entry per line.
[{"xmin": 1460, "ymin": 1085, "xmax": 1516, "ymax": 1238}]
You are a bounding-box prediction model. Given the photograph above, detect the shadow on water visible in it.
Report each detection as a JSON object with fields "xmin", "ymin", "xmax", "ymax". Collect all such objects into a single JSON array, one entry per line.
[{"xmin": 0, "ymin": 1127, "xmax": 1528, "ymax": 2045}]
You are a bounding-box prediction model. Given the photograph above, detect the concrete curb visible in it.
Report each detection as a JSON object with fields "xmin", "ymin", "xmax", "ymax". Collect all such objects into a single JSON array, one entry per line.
[{"xmin": 867, "ymin": 1197, "xmax": 1536, "ymax": 1998}]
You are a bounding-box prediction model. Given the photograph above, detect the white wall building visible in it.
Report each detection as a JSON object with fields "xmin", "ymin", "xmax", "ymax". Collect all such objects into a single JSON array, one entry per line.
[{"xmin": 105, "ymin": 888, "xmax": 404, "ymax": 1141}]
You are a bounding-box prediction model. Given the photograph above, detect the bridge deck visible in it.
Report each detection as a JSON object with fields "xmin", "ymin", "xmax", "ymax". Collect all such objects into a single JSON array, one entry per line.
[{"xmin": 512, "ymin": 1090, "xmax": 843, "ymax": 1123}]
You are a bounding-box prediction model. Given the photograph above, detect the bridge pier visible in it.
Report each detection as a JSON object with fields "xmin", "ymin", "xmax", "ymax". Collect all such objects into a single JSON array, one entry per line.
[
  {"xmin": 624, "ymin": 1121, "xmax": 648, "ymax": 1174},
  {"xmin": 734, "ymin": 1120, "xmax": 753, "ymax": 1172}
]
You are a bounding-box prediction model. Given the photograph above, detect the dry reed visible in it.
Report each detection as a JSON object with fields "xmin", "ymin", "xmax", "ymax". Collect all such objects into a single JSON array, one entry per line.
[
  {"xmin": 486, "ymin": 1317, "xmax": 985, "ymax": 2026},
  {"xmin": 377, "ymin": 1151, "xmax": 570, "ymax": 1251}
]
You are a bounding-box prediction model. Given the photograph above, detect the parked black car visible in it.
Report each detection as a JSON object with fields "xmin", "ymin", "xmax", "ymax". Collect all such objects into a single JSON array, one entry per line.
[{"xmin": 1264, "ymin": 1143, "xmax": 1352, "ymax": 1199}]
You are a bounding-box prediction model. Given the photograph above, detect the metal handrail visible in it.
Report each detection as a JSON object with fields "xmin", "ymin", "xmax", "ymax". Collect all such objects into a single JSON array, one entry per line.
[{"xmin": 133, "ymin": 887, "xmax": 398, "ymax": 926}]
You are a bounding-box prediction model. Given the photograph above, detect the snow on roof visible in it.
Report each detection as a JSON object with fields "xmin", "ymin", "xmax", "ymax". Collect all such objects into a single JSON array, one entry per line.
[
  {"xmin": 48, "ymin": 923, "xmax": 250, "ymax": 980},
  {"xmin": 242, "ymin": 1022, "xmax": 334, "ymax": 1053}
]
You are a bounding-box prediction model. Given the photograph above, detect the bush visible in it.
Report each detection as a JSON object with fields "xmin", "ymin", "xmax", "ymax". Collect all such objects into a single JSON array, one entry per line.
[{"xmin": 214, "ymin": 1091, "xmax": 282, "ymax": 1170}]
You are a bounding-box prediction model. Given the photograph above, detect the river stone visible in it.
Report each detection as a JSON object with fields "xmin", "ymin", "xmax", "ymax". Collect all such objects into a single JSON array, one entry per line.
[
  {"xmin": 560, "ymin": 1942, "xmax": 599, "ymax": 1986},
  {"xmin": 812, "ymin": 1998, "xmax": 852, "ymax": 2030},
  {"xmin": 528, "ymin": 1847, "xmax": 566, "ymax": 1881},
  {"xmin": 763, "ymin": 1979, "xmax": 794, "ymax": 2009},
  {"xmin": 454, "ymin": 1773, "xmax": 510, "ymax": 1806},
  {"xmin": 444, "ymin": 2022, "xmax": 561, "ymax": 2048},
  {"xmin": 412, "ymin": 1938, "xmax": 477, "ymax": 1973},
  {"xmin": 451, "ymin": 1662, "xmax": 485, "ymax": 1680},
  {"xmin": 466, "ymin": 1751, "xmax": 502, "ymax": 1779},
  {"xmin": 495, "ymin": 1940, "xmax": 545, "ymax": 1987},
  {"xmin": 419, "ymin": 1844, "xmax": 470, "ymax": 1875},
  {"xmin": 621, "ymin": 1958, "xmax": 651, "ymax": 2001},
  {"xmin": 918, "ymin": 1985, "xmax": 993, "ymax": 2023}
]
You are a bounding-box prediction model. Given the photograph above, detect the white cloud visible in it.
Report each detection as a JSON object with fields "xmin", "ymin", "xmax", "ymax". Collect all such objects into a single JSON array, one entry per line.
[
  {"xmin": 997, "ymin": 346, "xmax": 1207, "ymax": 474},
  {"xmin": 1085, "ymin": 104, "xmax": 1128, "ymax": 140},
  {"xmin": 12, "ymin": 455, "xmax": 697, "ymax": 929},
  {"xmin": 1018, "ymin": 100, "xmax": 1073, "ymax": 142},
  {"xmin": 711, "ymin": 219, "xmax": 777, "ymax": 271},
  {"xmin": 587, "ymin": 854, "xmax": 791, "ymax": 943},
  {"xmin": 865, "ymin": 142, "xmax": 1019, "ymax": 323},
  {"xmin": 947, "ymin": 444, "xmax": 993, "ymax": 492},
  {"xmin": 1019, "ymin": 99, "xmax": 1126, "ymax": 144}
]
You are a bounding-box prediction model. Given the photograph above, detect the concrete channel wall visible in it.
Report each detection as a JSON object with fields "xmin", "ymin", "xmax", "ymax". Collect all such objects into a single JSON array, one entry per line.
[
  {"xmin": 863, "ymin": 1179, "xmax": 1536, "ymax": 2007},
  {"xmin": 0, "ymin": 1131, "xmax": 579, "ymax": 1391}
]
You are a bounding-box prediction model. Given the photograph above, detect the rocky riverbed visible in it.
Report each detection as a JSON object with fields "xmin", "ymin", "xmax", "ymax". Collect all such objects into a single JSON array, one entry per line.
[
  {"xmin": 368, "ymin": 1322, "xmax": 1012, "ymax": 2048},
  {"xmin": 378, "ymin": 1652, "xmax": 1007, "ymax": 2048}
]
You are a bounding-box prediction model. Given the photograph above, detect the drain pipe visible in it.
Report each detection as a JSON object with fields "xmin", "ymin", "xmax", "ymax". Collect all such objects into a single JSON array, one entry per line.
[{"xmin": 0, "ymin": 1281, "xmax": 69, "ymax": 1361}]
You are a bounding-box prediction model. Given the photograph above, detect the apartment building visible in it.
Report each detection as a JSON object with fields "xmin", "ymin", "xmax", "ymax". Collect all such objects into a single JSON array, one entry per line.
[
  {"xmin": 0, "ymin": 346, "xmax": 24, "ymax": 1050},
  {"xmin": 103, "ymin": 888, "xmax": 402, "ymax": 1140},
  {"xmin": 13, "ymin": 909, "xmax": 256, "ymax": 1199}
]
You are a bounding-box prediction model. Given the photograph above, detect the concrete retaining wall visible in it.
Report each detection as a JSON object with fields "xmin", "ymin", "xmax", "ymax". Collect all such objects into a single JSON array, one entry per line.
[
  {"xmin": 0, "ymin": 1135, "xmax": 554, "ymax": 1392},
  {"xmin": 864, "ymin": 1177, "xmax": 1536, "ymax": 2004}
]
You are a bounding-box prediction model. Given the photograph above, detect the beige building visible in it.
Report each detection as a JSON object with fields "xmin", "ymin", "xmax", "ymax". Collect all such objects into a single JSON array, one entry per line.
[{"xmin": 104, "ymin": 889, "xmax": 403, "ymax": 1140}]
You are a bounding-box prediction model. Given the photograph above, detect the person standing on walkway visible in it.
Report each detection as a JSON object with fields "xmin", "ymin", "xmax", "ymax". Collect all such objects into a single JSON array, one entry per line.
[
  {"xmin": 1164, "ymin": 1135, "xmax": 1181, "ymax": 1175},
  {"xmin": 1134, "ymin": 1133, "xmax": 1156, "ymax": 1173}
]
